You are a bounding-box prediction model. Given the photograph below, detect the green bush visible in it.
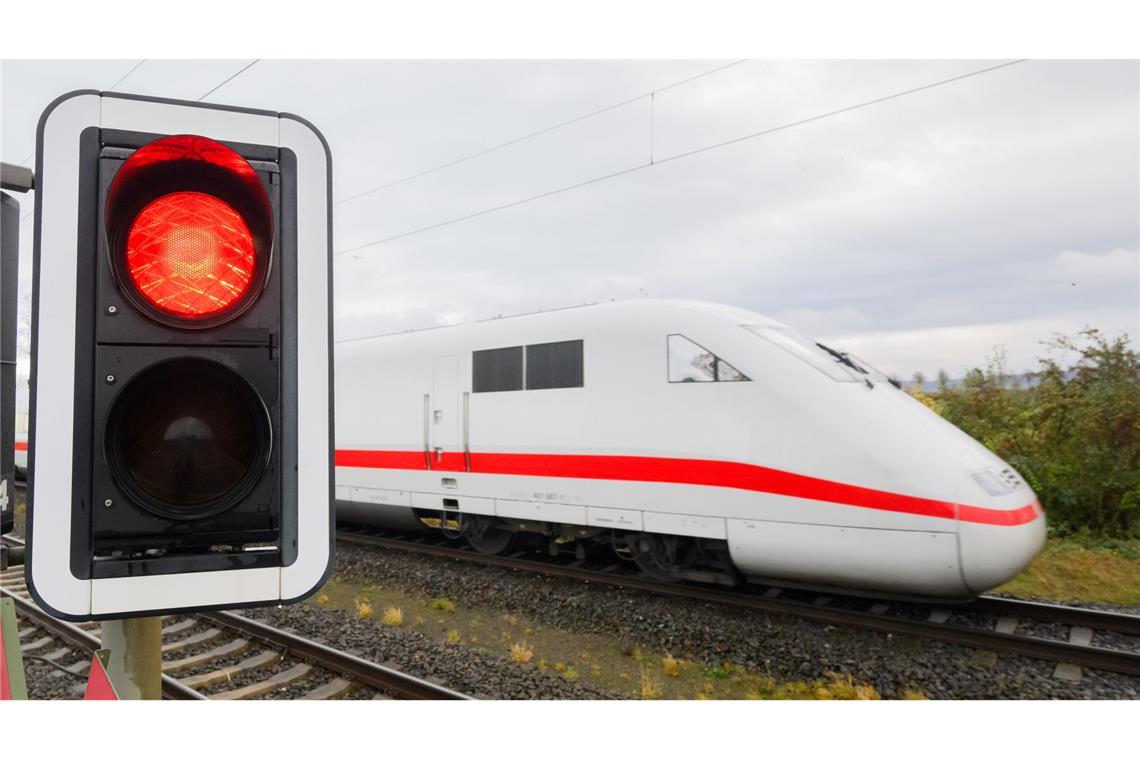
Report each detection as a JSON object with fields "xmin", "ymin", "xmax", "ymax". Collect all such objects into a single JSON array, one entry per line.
[{"xmin": 915, "ymin": 329, "xmax": 1140, "ymax": 538}]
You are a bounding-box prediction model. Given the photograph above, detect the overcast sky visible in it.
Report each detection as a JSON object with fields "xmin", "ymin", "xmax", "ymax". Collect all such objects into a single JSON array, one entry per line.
[{"xmin": 2, "ymin": 59, "xmax": 1137, "ymax": 382}]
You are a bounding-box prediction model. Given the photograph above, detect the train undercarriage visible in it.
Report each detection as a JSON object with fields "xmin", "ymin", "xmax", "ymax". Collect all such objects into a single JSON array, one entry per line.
[{"xmin": 412, "ymin": 509, "xmax": 740, "ymax": 586}]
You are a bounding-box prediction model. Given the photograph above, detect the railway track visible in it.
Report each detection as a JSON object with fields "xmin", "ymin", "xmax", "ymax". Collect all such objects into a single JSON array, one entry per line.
[
  {"xmin": 0, "ymin": 535, "xmax": 471, "ymax": 700},
  {"xmin": 335, "ymin": 526, "xmax": 1140, "ymax": 680}
]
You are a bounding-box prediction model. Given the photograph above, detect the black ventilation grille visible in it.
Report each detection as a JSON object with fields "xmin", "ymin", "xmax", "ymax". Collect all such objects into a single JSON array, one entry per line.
[
  {"xmin": 473, "ymin": 346, "xmax": 523, "ymax": 393},
  {"xmin": 526, "ymin": 339, "xmax": 583, "ymax": 390}
]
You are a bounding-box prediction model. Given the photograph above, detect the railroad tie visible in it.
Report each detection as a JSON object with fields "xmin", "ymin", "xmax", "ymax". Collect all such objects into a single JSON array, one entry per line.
[
  {"xmin": 65, "ymin": 658, "xmax": 92, "ymax": 676},
  {"xmin": 163, "ymin": 638, "xmax": 252, "ymax": 675},
  {"xmin": 181, "ymin": 650, "xmax": 282, "ymax": 690},
  {"xmin": 1068, "ymin": 626, "xmax": 1094, "ymax": 648},
  {"xmin": 1053, "ymin": 663, "xmax": 1082, "ymax": 682},
  {"xmin": 208, "ymin": 663, "xmax": 313, "ymax": 700},
  {"xmin": 161, "ymin": 627, "xmax": 223, "ymax": 654},
  {"xmin": 161, "ymin": 618, "xmax": 199, "ymax": 636},
  {"xmin": 21, "ymin": 635, "xmax": 53, "ymax": 653},
  {"xmin": 995, "ymin": 617, "xmax": 1018, "ymax": 635},
  {"xmin": 301, "ymin": 678, "xmax": 356, "ymax": 700},
  {"xmin": 40, "ymin": 647, "xmax": 73, "ymax": 663}
]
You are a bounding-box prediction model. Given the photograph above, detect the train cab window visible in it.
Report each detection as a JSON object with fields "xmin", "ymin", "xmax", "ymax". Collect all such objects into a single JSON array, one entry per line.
[
  {"xmin": 473, "ymin": 346, "xmax": 524, "ymax": 392},
  {"xmin": 667, "ymin": 334, "xmax": 749, "ymax": 383},
  {"xmin": 526, "ymin": 339, "xmax": 584, "ymax": 390}
]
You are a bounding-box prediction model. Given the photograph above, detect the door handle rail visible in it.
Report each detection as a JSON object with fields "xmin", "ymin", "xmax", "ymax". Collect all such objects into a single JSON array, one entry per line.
[{"xmin": 423, "ymin": 393, "xmax": 432, "ymax": 470}]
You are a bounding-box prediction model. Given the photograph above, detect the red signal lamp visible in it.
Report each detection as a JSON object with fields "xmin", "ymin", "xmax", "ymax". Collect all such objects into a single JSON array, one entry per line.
[
  {"xmin": 106, "ymin": 134, "xmax": 272, "ymax": 328},
  {"xmin": 126, "ymin": 191, "xmax": 256, "ymax": 318}
]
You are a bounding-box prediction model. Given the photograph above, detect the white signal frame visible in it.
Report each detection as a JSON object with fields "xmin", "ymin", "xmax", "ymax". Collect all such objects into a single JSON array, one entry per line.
[{"xmin": 27, "ymin": 91, "xmax": 333, "ymax": 619}]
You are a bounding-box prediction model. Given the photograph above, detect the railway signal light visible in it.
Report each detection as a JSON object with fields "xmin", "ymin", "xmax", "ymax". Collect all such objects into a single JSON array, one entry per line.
[{"xmin": 27, "ymin": 91, "xmax": 334, "ymax": 620}]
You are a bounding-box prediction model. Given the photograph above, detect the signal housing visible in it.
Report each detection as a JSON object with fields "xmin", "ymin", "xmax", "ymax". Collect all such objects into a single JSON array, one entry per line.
[{"xmin": 27, "ymin": 92, "xmax": 333, "ymax": 620}]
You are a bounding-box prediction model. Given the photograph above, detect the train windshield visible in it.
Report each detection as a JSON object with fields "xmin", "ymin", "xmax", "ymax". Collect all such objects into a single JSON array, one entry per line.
[{"xmin": 743, "ymin": 325, "xmax": 867, "ymax": 383}]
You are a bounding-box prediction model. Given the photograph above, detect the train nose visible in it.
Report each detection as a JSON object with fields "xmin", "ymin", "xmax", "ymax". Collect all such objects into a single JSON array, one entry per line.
[{"xmin": 956, "ymin": 451, "xmax": 1046, "ymax": 595}]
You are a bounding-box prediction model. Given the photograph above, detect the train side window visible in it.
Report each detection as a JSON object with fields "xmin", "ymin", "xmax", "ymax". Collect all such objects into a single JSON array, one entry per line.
[
  {"xmin": 526, "ymin": 339, "xmax": 584, "ymax": 390},
  {"xmin": 473, "ymin": 346, "xmax": 524, "ymax": 392},
  {"xmin": 668, "ymin": 334, "xmax": 749, "ymax": 383}
]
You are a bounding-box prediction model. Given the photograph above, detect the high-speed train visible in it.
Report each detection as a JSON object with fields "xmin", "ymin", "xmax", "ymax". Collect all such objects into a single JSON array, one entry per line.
[{"xmin": 336, "ymin": 300, "xmax": 1045, "ymax": 599}]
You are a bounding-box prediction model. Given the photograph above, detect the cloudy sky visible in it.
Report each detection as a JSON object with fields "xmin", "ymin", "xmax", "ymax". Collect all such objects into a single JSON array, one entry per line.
[{"xmin": 2, "ymin": 59, "xmax": 1137, "ymax": 382}]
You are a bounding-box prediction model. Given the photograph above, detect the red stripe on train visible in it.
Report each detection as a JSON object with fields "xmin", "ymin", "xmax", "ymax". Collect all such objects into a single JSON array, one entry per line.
[
  {"xmin": 334, "ymin": 449, "xmax": 1041, "ymax": 527},
  {"xmin": 14, "ymin": 442, "xmax": 27, "ymax": 451}
]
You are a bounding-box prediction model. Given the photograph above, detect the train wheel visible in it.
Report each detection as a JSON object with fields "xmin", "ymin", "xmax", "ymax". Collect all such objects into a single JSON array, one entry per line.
[
  {"xmin": 631, "ymin": 534, "xmax": 682, "ymax": 582},
  {"xmin": 629, "ymin": 533, "xmax": 739, "ymax": 586},
  {"xmin": 464, "ymin": 517, "xmax": 515, "ymax": 555}
]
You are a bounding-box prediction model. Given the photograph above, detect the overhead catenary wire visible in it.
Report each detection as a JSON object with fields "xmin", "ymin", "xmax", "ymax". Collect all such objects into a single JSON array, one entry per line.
[
  {"xmin": 334, "ymin": 59, "xmax": 748, "ymax": 207},
  {"xmin": 9, "ymin": 59, "xmax": 148, "ymax": 170},
  {"xmin": 335, "ymin": 59, "xmax": 1026, "ymax": 258},
  {"xmin": 198, "ymin": 59, "xmax": 260, "ymax": 102},
  {"xmin": 107, "ymin": 59, "xmax": 147, "ymax": 92}
]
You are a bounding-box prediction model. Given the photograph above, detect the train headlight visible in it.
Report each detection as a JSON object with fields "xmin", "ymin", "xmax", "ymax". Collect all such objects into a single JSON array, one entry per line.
[{"xmin": 971, "ymin": 468, "xmax": 1013, "ymax": 497}]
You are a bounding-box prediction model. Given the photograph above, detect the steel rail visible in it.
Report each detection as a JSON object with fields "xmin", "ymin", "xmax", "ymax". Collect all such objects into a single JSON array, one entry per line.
[
  {"xmin": 0, "ymin": 586, "xmax": 205, "ymax": 699},
  {"xmin": 337, "ymin": 530, "xmax": 1140, "ymax": 678},
  {"xmin": 970, "ymin": 595, "xmax": 1140, "ymax": 637},
  {"xmin": 200, "ymin": 610, "xmax": 472, "ymax": 700},
  {"xmin": 3, "ymin": 534, "xmax": 468, "ymax": 699}
]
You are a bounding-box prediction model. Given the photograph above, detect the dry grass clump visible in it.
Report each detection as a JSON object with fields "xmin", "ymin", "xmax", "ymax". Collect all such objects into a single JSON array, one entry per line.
[
  {"xmin": 354, "ymin": 598, "xmax": 373, "ymax": 619},
  {"xmin": 381, "ymin": 606, "xmax": 404, "ymax": 626},
  {"xmin": 446, "ymin": 629, "xmax": 462, "ymax": 644},
  {"xmin": 640, "ymin": 668, "xmax": 662, "ymax": 699},
  {"xmin": 661, "ymin": 653, "xmax": 681, "ymax": 678},
  {"xmin": 315, "ymin": 594, "xmax": 330, "ymax": 606},
  {"xmin": 510, "ymin": 642, "xmax": 534, "ymax": 664},
  {"xmin": 745, "ymin": 672, "xmax": 880, "ymax": 700}
]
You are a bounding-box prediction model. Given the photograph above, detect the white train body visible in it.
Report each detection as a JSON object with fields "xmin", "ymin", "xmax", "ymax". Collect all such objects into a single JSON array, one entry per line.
[
  {"xmin": 335, "ymin": 300, "xmax": 1045, "ymax": 598},
  {"xmin": 13, "ymin": 390, "xmax": 27, "ymax": 477}
]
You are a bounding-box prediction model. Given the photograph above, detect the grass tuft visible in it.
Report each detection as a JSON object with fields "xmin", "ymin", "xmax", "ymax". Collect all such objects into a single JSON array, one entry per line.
[
  {"xmin": 510, "ymin": 642, "xmax": 534, "ymax": 664},
  {"xmin": 661, "ymin": 653, "xmax": 681, "ymax": 678},
  {"xmin": 354, "ymin": 598, "xmax": 373, "ymax": 619},
  {"xmin": 640, "ymin": 668, "xmax": 661, "ymax": 699},
  {"xmin": 381, "ymin": 606, "xmax": 403, "ymax": 626},
  {"xmin": 704, "ymin": 661, "xmax": 734, "ymax": 679},
  {"xmin": 446, "ymin": 629, "xmax": 462, "ymax": 644},
  {"xmin": 744, "ymin": 672, "xmax": 880, "ymax": 700},
  {"xmin": 431, "ymin": 598, "xmax": 456, "ymax": 613}
]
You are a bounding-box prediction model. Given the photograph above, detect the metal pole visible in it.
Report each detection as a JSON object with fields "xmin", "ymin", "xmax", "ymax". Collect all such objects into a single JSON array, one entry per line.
[{"xmin": 100, "ymin": 617, "xmax": 162, "ymax": 699}]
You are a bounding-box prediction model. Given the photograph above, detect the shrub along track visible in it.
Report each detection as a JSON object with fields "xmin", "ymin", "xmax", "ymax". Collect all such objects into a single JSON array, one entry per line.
[{"xmin": 336, "ymin": 526, "xmax": 1140, "ymax": 681}]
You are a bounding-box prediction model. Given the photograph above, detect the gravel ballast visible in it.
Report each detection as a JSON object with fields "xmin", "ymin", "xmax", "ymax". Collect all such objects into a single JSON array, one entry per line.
[{"xmin": 312, "ymin": 539, "xmax": 1140, "ymax": 699}]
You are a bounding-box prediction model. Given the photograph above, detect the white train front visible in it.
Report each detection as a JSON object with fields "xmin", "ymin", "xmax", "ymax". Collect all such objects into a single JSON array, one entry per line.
[{"xmin": 335, "ymin": 300, "xmax": 1046, "ymax": 598}]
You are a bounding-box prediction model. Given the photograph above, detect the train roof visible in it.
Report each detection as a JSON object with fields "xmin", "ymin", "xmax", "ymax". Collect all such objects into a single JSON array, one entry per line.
[{"xmin": 337, "ymin": 299, "xmax": 785, "ymax": 347}]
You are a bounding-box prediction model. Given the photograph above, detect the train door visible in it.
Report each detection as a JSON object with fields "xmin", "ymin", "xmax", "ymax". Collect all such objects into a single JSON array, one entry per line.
[{"xmin": 431, "ymin": 356, "xmax": 461, "ymax": 467}]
